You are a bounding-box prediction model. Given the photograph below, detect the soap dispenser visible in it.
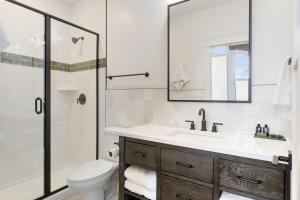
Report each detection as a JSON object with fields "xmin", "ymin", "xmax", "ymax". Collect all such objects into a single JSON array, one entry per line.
[
  {"xmin": 255, "ymin": 124, "xmax": 262, "ymax": 134},
  {"xmin": 263, "ymin": 124, "xmax": 270, "ymax": 137}
]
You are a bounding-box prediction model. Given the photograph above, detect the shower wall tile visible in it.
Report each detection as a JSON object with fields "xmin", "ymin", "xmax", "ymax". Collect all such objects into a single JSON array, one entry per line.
[{"xmin": 0, "ymin": 52, "xmax": 107, "ymax": 72}]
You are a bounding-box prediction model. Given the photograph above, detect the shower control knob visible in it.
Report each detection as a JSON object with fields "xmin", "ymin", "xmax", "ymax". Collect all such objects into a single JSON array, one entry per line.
[{"xmin": 77, "ymin": 94, "xmax": 86, "ymax": 105}]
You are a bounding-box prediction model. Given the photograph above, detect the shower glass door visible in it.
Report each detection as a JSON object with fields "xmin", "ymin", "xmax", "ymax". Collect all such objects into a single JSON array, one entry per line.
[
  {"xmin": 0, "ymin": 1, "xmax": 44, "ymax": 199},
  {"xmin": 50, "ymin": 19, "xmax": 98, "ymax": 192},
  {"xmin": 1, "ymin": 1, "xmax": 99, "ymax": 198}
]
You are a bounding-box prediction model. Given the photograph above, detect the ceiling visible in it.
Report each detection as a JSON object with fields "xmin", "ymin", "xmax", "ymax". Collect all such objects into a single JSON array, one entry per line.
[
  {"xmin": 61, "ymin": 0, "xmax": 80, "ymax": 5},
  {"xmin": 171, "ymin": 0, "xmax": 236, "ymax": 17}
]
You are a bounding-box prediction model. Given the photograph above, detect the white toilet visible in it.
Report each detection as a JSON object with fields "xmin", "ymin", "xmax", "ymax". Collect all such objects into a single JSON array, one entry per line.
[{"xmin": 67, "ymin": 159, "xmax": 119, "ymax": 200}]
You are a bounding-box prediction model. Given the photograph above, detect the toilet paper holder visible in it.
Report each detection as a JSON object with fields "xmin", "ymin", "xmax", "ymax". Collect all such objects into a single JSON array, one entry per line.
[
  {"xmin": 273, "ymin": 150, "xmax": 292, "ymax": 170},
  {"xmin": 114, "ymin": 142, "xmax": 119, "ymax": 146}
]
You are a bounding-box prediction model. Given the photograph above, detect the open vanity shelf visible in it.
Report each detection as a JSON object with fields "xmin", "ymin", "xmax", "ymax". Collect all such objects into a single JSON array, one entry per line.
[
  {"xmin": 125, "ymin": 190, "xmax": 150, "ymax": 200},
  {"xmin": 119, "ymin": 136, "xmax": 291, "ymax": 200}
]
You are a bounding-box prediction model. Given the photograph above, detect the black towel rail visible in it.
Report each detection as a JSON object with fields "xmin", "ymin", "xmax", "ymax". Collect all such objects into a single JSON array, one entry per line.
[{"xmin": 107, "ymin": 72, "xmax": 149, "ymax": 80}]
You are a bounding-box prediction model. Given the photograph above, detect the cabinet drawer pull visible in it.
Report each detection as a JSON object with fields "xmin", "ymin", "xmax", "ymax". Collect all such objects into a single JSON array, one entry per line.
[
  {"xmin": 176, "ymin": 162, "xmax": 194, "ymax": 168},
  {"xmin": 133, "ymin": 151, "xmax": 146, "ymax": 157},
  {"xmin": 237, "ymin": 175, "xmax": 262, "ymax": 184},
  {"xmin": 176, "ymin": 193, "xmax": 192, "ymax": 200}
]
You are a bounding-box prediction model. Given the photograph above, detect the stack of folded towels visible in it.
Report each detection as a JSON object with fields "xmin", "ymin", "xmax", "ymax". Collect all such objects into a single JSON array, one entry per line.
[
  {"xmin": 124, "ymin": 165, "xmax": 156, "ymax": 200},
  {"xmin": 220, "ymin": 192, "xmax": 253, "ymax": 200}
]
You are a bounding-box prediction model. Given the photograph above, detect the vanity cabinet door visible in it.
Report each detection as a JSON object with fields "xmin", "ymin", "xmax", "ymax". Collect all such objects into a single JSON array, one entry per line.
[
  {"xmin": 220, "ymin": 159, "xmax": 285, "ymax": 200},
  {"xmin": 161, "ymin": 175, "xmax": 213, "ymax": 200},
  {"xmin": 125, "ymin": 141, "xmax": 157, "ymax": 169},
  {"xmin": 161, "ymin": 148, "xmax": 214, "ymax": 183}
]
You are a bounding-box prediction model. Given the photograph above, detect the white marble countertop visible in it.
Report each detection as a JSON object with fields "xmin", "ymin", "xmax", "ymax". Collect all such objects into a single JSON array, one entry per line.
[{"xmin": 104, "ymin": 124, "xmax": 292, "ymax": 163}]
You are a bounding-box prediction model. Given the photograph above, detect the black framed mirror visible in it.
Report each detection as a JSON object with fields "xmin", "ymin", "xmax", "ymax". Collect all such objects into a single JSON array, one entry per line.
[{"xmin": 168, "ymin": 0, "xmax": 252, "ymax": 103}]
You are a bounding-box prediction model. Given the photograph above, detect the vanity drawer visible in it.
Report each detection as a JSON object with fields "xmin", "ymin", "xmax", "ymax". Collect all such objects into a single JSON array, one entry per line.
[
  {"xmin": 220, "ymin": 159, "xmax": 285, "ymax": 200},
  {"xmin": 161, "ymin": 148, "xmax": 214, "ymax": 183},
  {"xmin": 161, "ymin": 175, "xmax": 213, "ymax": 200},
  {"xmin": 125, "ymin": 141, "xmax": 157, "ymax": 169}
]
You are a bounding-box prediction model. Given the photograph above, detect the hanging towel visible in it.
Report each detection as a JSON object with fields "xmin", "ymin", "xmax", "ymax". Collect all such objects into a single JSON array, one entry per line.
[
  {"xmin": 273, "ymin": 57, "xmax": 293, "ymax": 106},
  {"xmin": 171, "ymin": 62, "xmax": 191, "ymax": 90},
  {"xmin": 125, "ymin": 180, "xmax": 156, "ymax": 200},
  {"xmin": 0, "ymin": 22, "xmax": 10, "ymax": 51},
  {"xmin": 220, "ymin": 192, "xmax": 253, "ymax": 200},
  {"xmin": 124, "ymin": 165, "xmax": 156, "ymax": 190}
]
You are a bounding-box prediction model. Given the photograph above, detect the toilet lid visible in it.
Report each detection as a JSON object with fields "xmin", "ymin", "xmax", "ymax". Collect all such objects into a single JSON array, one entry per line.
[{"xmin": 68, "ymin": 159, "xmax": 114, "ymax": 182}]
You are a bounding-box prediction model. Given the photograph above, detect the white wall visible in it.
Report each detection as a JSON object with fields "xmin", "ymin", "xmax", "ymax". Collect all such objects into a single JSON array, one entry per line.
[
  {"xmin": 20, "ymin": 0, "xmax": 71, "ymax": 20},
  {"xmin": 107, "ymin": 0, "xmax": 167, "ymax": 89},
  {"xmin": 106, "ymin": 0, "xmax": 292, "ymax": 135},
  {"xmin": 253, "ymin": 0, "xmax": 293, "ymax": 85},
  {"xmin": 291, "ymin": 0, "xmax": 300, "ymax": 199},
  {"xmin": 70, "ymin": 0, "xmax": 107, "ymax": 59}
]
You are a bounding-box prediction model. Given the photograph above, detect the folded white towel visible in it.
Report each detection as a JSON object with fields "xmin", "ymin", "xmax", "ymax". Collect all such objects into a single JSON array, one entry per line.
[
  {"xmin": 273, "ymin": 57, "xmax": 292, "ymax": 106},
  {"xmin": 125, "ymin": 165, "xmax": 156, "ymax": 190},
  {"xmin": 125, "ymin": 180, "xmax": 156, "ymax": 200},
  {"xmin": 0, "ymin": 22, "xmax": 10, "ymax": 51},
  {"xmin": 220, "ymin": 192, "xmax": 253, "ymax": 200},
  {"xmin": 171, "ymin": 62, "xmax": 191, "ymax": 90}
]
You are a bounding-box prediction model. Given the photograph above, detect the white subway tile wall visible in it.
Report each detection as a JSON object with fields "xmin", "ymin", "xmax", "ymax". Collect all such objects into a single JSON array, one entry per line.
[{"xmin": 105, "ymin": 86, "xmax": 291, "ymax": 136}]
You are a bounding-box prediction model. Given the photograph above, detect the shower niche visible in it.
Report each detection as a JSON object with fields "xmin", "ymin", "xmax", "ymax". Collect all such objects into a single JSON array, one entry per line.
[{"xmin": 0, "ymin": 1, "xmax": 99, "ymax": 199}]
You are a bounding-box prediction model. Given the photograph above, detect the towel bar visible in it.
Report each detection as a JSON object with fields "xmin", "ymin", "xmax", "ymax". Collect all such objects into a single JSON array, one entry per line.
[{"xmin": 107, "ymin": 72, "xmax": 150, "ymax": 80}]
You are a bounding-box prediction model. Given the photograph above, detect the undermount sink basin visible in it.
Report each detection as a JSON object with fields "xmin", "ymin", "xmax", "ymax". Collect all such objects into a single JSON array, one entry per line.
[{"xmin": 166, "ymin": 129, "xmax": 224, "ymax": 139}]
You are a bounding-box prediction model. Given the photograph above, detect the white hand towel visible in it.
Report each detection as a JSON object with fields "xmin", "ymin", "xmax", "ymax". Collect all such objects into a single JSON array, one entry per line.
[
  {"xmin": 125, "ymin": 180, "xmax": 144, "ymax": 196},
  {"xmin": 220, "ymin": 192, "xmax": 253, "ymax": 200},
  {"xmin": 125, "ymin": 180, "xmax": 156, "ymax": 200},
  {"xmin": 0, "ymin": 22, "xmax": 10, "ymax": 51},
  {"xmin": 124, "ymin": 166, "xmax": 156, "ymax": 190},
  {"xmin": 143, "ymin": 188, "xmax": 156, "ymax": 200},
  {"xmin": 171, "ymin": 62, "xmax": 191, "ymax": 90},
  {"xmin": 273, "ymin": 57, "xmax": 292, "ymax": 106}
]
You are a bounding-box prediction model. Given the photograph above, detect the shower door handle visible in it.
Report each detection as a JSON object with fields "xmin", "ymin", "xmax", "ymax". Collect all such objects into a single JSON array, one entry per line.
[{"xmin": 35, "ymin": 97, "xmax": 43, "ymax": 115}]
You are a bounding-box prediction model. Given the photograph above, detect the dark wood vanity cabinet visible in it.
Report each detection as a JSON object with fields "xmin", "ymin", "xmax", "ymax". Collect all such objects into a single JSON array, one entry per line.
[
  {"xmin": 220, "ymin": 160, "xmax": 285, "ymax": 200},
  {"xmin": 161, "ymin": 148, "xmax": 214, "ymax": 184},
  {"xmin": 125, "ymin": 141, "xmax": 157, "ymax": 170},
  {"xmin": 161, "ymin": 175, "xmax": 213, "ymax": 200},
  {"xmin": 119, "ymin": 137, "xmax": 291, "ymax": 200}
]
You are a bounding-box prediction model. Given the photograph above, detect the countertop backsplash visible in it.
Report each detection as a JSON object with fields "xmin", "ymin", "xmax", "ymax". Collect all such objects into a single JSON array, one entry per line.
[{"xmin": 106, "ymin": 85, "xmax": 291, "ymax": 137}]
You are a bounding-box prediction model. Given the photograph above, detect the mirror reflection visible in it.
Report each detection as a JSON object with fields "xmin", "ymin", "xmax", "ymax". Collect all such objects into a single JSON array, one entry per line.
[{"xmin": 168, "ymin": 0, "xmax": 251, "ymax": 102}]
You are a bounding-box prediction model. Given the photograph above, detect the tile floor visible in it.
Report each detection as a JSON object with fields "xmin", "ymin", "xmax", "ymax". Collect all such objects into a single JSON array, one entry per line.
[{"xmin": 0, "ymin": 166, "xmax": 74, "ymax": 200}]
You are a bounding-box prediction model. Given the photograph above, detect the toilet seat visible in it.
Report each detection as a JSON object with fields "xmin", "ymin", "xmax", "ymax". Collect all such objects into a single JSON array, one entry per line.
[{"xmin": 68, "ymin": 159, "xmax": 115, "ymax": 183}]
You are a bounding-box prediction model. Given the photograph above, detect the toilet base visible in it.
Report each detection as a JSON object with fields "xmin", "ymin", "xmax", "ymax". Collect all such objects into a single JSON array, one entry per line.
[{"xmin": 83, "ymin": 189, "xmax": 104, "ymax": 200}]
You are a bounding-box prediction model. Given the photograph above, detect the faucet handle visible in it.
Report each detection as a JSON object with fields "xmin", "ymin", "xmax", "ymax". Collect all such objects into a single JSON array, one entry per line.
[
  {"xmin": 185, "ymin": 120, "xmax": 195, "ymax": 130},
  {"xmin": 212, "ymin": 123, "xmax": 223, "ymax": 133}
]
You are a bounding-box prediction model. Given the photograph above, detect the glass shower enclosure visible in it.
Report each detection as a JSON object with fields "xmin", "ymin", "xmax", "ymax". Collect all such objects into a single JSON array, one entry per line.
[{"xmin": 0, "ymin": 1, "xmax": 99, "ymax": 199}]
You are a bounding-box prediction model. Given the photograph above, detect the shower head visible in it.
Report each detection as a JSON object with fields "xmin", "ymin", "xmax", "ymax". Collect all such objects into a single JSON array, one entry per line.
[{"xmin": 72, "ymin": 36, "xmax": 84, "ymax": 44}]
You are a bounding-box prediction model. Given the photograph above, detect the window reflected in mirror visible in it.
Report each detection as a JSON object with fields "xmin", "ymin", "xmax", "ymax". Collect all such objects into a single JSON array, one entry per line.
[{"xmin": 211, "ymin": 43, "xmax": 249, "ymax": 101}]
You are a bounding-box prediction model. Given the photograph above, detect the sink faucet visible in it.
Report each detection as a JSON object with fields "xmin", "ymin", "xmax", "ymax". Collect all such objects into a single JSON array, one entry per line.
[
  {"xmin": 198, "ymin": 108, "xmax": 207, "ymax": 131},
  {"xmin": 212, "ymin": 123, "xmax": 224, "ymax": 133}
]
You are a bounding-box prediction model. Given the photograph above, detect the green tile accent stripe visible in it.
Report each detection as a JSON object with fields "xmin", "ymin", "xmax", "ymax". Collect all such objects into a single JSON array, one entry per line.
[
  {"xmin": 0, "ymin": 51, "xmax": 44, "ymax": 68},
  {"xmin": 52, "ymin": 61, "xmax": 71, "ymax": 72},
  {"xmin": 0, "ymin": 51, "xmax": 106, "ymax": 72},
  {"xmin": 71, "ymin": 58, "xmax": 107, "ymax": 72}
]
